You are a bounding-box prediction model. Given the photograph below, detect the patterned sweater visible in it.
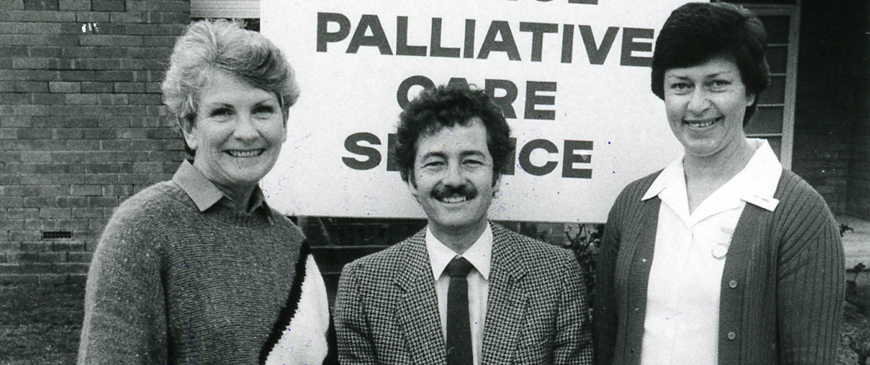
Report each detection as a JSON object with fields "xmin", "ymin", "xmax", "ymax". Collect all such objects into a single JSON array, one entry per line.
[
  {"xmin": 593, "ymin": 169, "xmax": 845, "ymax": 365},
  {"xmin": 78, "ymin": 166, "xmax": 332, "ymax": 364}
]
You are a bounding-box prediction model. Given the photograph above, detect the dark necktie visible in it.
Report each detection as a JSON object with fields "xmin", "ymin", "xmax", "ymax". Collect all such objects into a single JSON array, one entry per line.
[{"xmin": 445, "ymin": 256, "xmax": 474, "ymax": 365}]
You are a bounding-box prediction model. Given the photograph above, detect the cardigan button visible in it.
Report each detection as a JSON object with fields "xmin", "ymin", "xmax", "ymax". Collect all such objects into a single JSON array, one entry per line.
[
  {"xmin": 729, "ymin": 280, "xmax": 738, "ymax": 288},
  {"xmin": 727, "ymin": 332, "xmax": 736, "ymax": 340}
]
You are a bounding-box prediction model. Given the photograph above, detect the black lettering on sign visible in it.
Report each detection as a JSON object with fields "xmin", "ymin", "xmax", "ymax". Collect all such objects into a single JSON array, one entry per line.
[{"xmin": 343, "ymin": 132, "xmax": 382, "ymax": 170}]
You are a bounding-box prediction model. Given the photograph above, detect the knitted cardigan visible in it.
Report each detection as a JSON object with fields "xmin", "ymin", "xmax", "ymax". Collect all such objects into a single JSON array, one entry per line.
[
  {"xmin": 593, "ymin": 169, "xmax": 845, "ymax": 365},
  {"xmin": 78, "ymin": 178, "xmax": 333, "ymax": 364}
]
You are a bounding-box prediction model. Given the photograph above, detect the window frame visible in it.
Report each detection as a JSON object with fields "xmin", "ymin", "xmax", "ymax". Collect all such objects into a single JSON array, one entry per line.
[{"xmin": 741, "ymin": 3, "xmax": 801, "ymax": 169}]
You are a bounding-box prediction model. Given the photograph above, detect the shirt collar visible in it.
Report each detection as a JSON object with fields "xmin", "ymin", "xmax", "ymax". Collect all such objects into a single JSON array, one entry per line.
[
  {"xmin": 727, "ymin": 139, "xmax": 782, "ymax": 211},
  {"xmin": 426, "ymin": 223, "xmax": 493, "ymax": 281},
  {"xmin": 172, "ymin": 160, "xmax": 269, "ymax": 214},
  {"xmin": 641, "ymin": 138, "xmax": 782, "ymax": 211}
]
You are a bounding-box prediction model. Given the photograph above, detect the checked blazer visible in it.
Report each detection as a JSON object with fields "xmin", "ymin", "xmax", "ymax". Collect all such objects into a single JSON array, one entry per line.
[{"xmin": 334, "ymin": 223, "xmax": 594, "ymax": 365}]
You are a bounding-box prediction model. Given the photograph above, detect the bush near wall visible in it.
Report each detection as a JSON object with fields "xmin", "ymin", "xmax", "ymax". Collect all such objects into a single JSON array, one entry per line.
[{"xmin": 0, "ymin": 0, "xmax": 189, "ymax": 285}]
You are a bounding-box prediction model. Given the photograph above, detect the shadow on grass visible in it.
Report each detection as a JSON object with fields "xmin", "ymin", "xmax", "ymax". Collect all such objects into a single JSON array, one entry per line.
[{"xmin": 0, "ymin": 283, "xmax": 85, "ymax": 364}]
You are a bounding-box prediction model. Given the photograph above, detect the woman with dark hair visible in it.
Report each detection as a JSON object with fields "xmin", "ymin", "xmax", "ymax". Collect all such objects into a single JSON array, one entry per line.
[
  {"xmin": 593, "ymin": 3, "xmax": 844, "ymax": 364},
  {"xmin": 78, "ymin": 19, "xmax": 334, "ymax": 364}
]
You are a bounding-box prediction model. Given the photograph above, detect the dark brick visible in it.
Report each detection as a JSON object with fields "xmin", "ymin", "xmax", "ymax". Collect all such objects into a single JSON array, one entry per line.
[
  {"xmin": 81, "ymin": 81, "xmax": 112, "ymax": 93},
  {"xmin": 8, "ymin": 252, "xmax": 39, "ymax": 263},
  {"xmin": 12, "ymin": 34, "xmax": 79, "ymax": 46},
  {"xmin": 0, "ymin": 218, "xmax": 24, "ymax": 231},
  {"xmin": 57, "ymin": 218, "xmax": 89, "ymax": 231},
  {"xmin": 12, "ymin": 105, "xmax": 50, "ymax": 116},
  {"xmin": 38, "ymin": 252, "xmax": 66, "ymax": 263},
  {"xmin": 13, "ymin": 57, "xmax": 50, "ymax": 69},
  {"xmin": 23, "ymin": 0, "xmax": 59, "ymax": 11},
  {"xmin": 114, "ymin": 82, "xmax": 145, "ymax": 93},
  {"xmin": 29, "ymin": 46, "xmax": 62, "ymax": 58},
  {"xmin": 51, "ymin": 240, "xmax": 85, "ymax": 252},
  {"xmin": 7, "ymin": 230, "xmax": 38, "ymax": 242},
  {"xmin": 123, "ymin": 23, "xmax": 161, "ymax": 35},
  {"xmin": 33, "ymin": 163, "xmax": 70, "ymax": 174},
  {"xmin": 55, "ymin": 196, "xmax": 87, "ymax": 208},
  {"xmin": 76, "ymin": 12, "xmax": 111, "ymax": 23},
  {"xmin": 7, "ymin": 208, "xmax": 39, "ymax": 219},
  {"xmin": 97, "ymin": 94, "xmax": 128, "ymax": 105},
  {"xmin": 70, "ymin": 184, "xmax": 101, "ymax": 196},
  {"xmin": 48, "ymin": 81, "xmax": 81, "ymax": 93},
  {"xmin": 32, "ymin": 93, "xmax": 66, "ymax": 105},
  {"xmin": 80, "ymin": 35, "xmax": 142, "ymax": 47},
  {"xmin": 14, "ymin": 81, "xmax": 48, "ymax": 92},
  {"xmin": 0, "ymin": 128, "xmax": 17, "ymax": 139},
  {"xmin": 129, "ymin": 46, "xmax": 172, "ymax": 59},
  {"xmin": 58, "ymin": 0, "xmax": 89, "ymax": 11},
  {"xmin": 0, "ymin": 275, "xmax": 39, "ymax": 285},
  {"xmin": 0, "ymin": 46, "xmax": 27, "ymax": 57},
  {"xmin": 75, "ymin": 58, "xmax": 122, "ymax": 70},
  {"xmin": 38, "ymin": 274, "xmax": 69, "ymax": 285},
  {"xmin": 18, "ymin": 128, "xmax": 51, "ymax": 139},
  {"xmin": 19, "ymin": 151, "xmax": 51, "ymax": 163},
  {"xmin": 1, "ymin": 11, "xmax": 76, "ymax": 22},
  {"xmin": 54, "ymin": 262, "xmax": 88, "ymax": 274},
  {"xmin": 149, "ymin": 11, "xmax": 188, "ymax": 25},
  {"xmin": 121, "ymin": 58, "xmax": 165, "ymax": 70},
  {"xmin": 67, "ymin": 251, "xmax": 92, "ymax": 262},
  {"xmin": 0, "ymin": 69, "xmax": 60, "ymax": 81},
  {"xmin": 158, "ymin": 24, "xmax": 187, "ymax": 36},
  {"xmin": 91, "ymin": 0, "xmax": 124, "ymax": 12},
  {"xmin": 109, "ymin": 12, "xmax": 145, "ymax": 24},
  {"xmin": 0, "ymin": 264, "xmax": 17, "ymax": 275},
  {"xmin": 94, "ymin": 70, "xmax": 134, "ymax": 82},
  {"xmin": 1, "ymin": 93, "xmax": 33, "ymax": 104},
  {"xmin": 58, "ymin": 70, "xmax": 97, "ymax": 81},
  {"xmin": 86, "ymin": 196, "xmax": 118, "ymax": 207},
  {"xmin": 64, "ymin": 94, "xmax": 98, "ymax": 104},
  {"xmin": 128, "ymin": 1, "xmax": 188, "ymax": 13},
  {"xmin": 62, "ymin": 46, "xmax": 94, "ymax": 58},
  {"xmin": 93, "ymin": 47, "xmax": 128, "ymax": 58}
]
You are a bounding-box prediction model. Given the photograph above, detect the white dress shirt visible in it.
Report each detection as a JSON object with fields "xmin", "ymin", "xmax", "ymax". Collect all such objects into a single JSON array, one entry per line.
[
  {"xmin": 640, "ymin": 139, "xmax": 782, "ymax": 365},
  {"xmin": 426, "ymin": 223, "xmax": 493, "ymax": 365}
]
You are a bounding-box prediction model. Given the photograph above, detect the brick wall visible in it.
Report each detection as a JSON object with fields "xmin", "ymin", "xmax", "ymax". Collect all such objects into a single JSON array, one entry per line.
[
  {"xmin": 0, "ymin": 0, "xmax": 188, "ymax": 285},
  {"xmin": 792, "ymin": 0, "xmax": 869, "ymax": 218},
  {"xmin": 1, "ymin": 0, "xmax": 866, "ymax": 287},
  {"xmin": 844, "ymin": 0, "xmax": 870, "ymax": 220}
]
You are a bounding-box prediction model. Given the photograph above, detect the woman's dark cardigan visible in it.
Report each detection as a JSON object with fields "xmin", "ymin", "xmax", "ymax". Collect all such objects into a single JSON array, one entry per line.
[{"xmin": 593, "ymin": 169, "xmax": 845, "ymax": 365}]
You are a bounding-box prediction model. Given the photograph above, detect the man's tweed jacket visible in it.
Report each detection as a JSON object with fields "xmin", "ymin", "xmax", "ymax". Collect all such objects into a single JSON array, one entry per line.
[{"xmin": 334, "ymin": 223, "xmax": 593, "ymax": 365}]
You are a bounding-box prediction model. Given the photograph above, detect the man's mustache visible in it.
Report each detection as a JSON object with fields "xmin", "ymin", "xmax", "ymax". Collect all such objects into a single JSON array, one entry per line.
[{"xmin": 431, "ymin": 184, "xmax": 478, "ymax": 200}]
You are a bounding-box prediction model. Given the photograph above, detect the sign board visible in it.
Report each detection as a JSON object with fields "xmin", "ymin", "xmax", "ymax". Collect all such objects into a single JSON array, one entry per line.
[{"xmin": 261, "ymin": 0, "xmax": 689, "ymax": 223}]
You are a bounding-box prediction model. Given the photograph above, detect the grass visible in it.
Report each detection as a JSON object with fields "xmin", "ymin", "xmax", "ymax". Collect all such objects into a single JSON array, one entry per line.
[{"xmin": 0, "ymin": 283, "xmax": 85, "ymax": 364}]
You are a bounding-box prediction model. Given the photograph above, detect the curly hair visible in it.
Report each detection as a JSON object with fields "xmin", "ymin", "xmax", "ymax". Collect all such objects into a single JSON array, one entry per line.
[
  {"xmin": 651, "ymin": 2, "xmax": 770, "ymax": 126},
  {"xmin": 161, "ymin": 19, "xmax": 299, "ymax": 142},
  {"xmin": 394, "ymin": 85, "xmax": 512, "ymax": 184}
]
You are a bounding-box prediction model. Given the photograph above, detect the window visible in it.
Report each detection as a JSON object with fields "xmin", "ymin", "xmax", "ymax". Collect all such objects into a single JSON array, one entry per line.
[{"xmin": 742, "ymin": 4, "xmax": 801, "ymax": 169}]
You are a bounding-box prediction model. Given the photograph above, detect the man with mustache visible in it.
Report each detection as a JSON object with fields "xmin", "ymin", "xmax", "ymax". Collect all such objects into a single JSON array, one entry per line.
[{"xmin": 334, "ymin": 84, "xmax": 593, "ymax": 365}]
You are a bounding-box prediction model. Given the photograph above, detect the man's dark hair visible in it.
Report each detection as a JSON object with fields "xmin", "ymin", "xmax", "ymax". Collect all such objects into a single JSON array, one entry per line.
[
  {"xmin": 394, "ymin": 84, "xmax": 512, "ymax": 184},
  {"xmin": 651, "ymin": 2, "xmax": 770, "ymax": 126}
]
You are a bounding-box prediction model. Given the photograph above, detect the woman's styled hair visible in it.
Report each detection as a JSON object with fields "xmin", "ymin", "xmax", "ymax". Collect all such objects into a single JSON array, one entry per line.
[
  {"xmin": 394, "ymin": 84, "xmax": 512, "ymax": 184},
  {"xmin": 651, "ymin": 2, "xmax": 770, "ymax": 126},
  {"xmin": 161, "ymin": 19, "xmax": 299, "ymax": 130}
]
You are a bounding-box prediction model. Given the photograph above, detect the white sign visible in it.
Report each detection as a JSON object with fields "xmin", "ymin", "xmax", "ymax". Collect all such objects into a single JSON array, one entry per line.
[{"xmin": 261, "ymin": 0, "xmax": 688, "ymax": 223}]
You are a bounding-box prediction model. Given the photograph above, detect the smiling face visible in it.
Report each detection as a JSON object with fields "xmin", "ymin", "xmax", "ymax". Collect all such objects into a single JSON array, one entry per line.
[
  {"xmin": 664, "ymin": 57, "xmax": 756, "ymax": 159},
  {"xmin": 408, "ymin": 118, "xmax": 497, "ymax": 237},
  {"xmin": 182, "ymin": 70, "xmax": 287, "ymax": 196}
]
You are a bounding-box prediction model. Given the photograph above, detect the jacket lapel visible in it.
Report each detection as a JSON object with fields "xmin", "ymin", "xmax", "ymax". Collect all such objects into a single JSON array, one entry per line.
[
  {"xmin": 481, "ymin": 225, "xmax": 528, "ymax": 365},
  {"xmin": 395, "ymin": 230, "xmax": 447, "ymax": 364}
]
